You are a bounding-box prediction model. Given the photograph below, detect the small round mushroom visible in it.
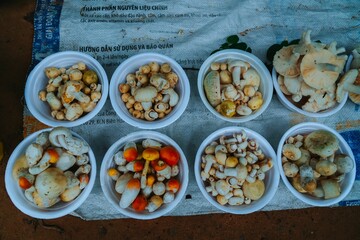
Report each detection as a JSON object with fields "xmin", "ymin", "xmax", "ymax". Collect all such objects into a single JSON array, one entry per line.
[{"xmin": 334, "ymin": 154, "xmax": 354, "ymax": 174}]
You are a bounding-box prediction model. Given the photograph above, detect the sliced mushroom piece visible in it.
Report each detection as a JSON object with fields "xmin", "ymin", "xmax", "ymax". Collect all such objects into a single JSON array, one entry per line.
[
  {"xmin": 273, "ymin": 45, "xmax": 301, "ymax": 77},
  {"xmin": 49, "ymin": 127, "xmax": 72, "ymax": 147},
  {"xmin": 300, "ymin": 49, "xmax": 347, "ymax": 90},
  {"xmin": 321, "ymin": 179, "xmax": 341, "ymax": 199},
  {"xmin": 25, "ymin": 143, "xmax": 43, "ymax": 167},
  {"xmin": 58, "ymin": 135, "xmax": 90, "ymax": 156},
  {"xmin": 150, "ymin": 73, "xmax": 170, "ymax": 91},
  {"xmin": 161, "ymin": 88, "xmax": 179, "ymax": 107},
  {"xmin": 64, "ymin": 103, "xmax": 84, "ymax": 121},
  {"xmin": 144, "ymin": 109, "xmax": 159, "ymax": 121}
]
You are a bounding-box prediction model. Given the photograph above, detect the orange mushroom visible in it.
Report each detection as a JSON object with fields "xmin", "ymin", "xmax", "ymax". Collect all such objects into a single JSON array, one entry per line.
[
  {"xmin": 47, "ymin": 148, "xmax": 60, "ymax": 164},
  {"xmin": 160, "ymin": 146, "xmax": 180, "ymax": 166},
  {"xmin": 18, "ymin": 176, "xmax": 32, "ymax": 190},
  {"xmin": 132, "ymin": 194, "xmax": 148, "ymax": 212},
  {"xmin": 119, "ymin": 178, "xmax": 141, "ymax": 208},
  {"xmin": 166, "ymin": 178, "xmax": 180, "ymax": 193},
  {"xmin": 123, "ymin": 147, "xmax": 138, "ymax": 162},
  {"xmin": 141, "ymin": 148, "xmax": 159, "ymax": 188},
  {"xmin": 151, "ymin": 160, "xmax": 168, "ymax": 172}
]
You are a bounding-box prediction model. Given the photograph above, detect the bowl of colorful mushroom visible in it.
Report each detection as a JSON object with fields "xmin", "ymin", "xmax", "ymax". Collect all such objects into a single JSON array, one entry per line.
[
  {"xmin": 197, "ymin": 49, "xmax": 273, "ymax": 123},
  {"xmin": 109, "ymin": 52, "xmax": 190, "ymax": 129},
  {"xmin": 194, "ymin": 126, "xmax": 280, "ymax": 214},
  {"xmin": 277, "ymin": 122, "xmax": 356, "ymax": 206},
  {"xmin": 272, "ymin": 30, "xmax": 350, "ymax": 117},
  {"xmin": 25, "ymin": 51, "xmax": 109, "ymax": 127},
  {"xmin": 100, "ymin": 131, "xmax": 189, "ymax": 219},
  {"xmin": 5, "ymin": 127, "xmax": 96, "ymax": 219}
]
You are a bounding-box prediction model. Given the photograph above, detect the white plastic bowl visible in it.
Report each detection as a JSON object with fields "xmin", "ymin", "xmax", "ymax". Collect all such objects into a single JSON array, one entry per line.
[
  {"xmin": 197, "ymin": 49, "xmax": 273, "ymax": 123},
  {"xmin": 277, "ymin": 122, "xmax": 356, "ymax": 206},
  {"xmin": 271, "ymin": 67, "xmax": 348, "ymax": 118},
  {"xmin": 5, "ymin": 128, "xmax": 97, "ymax": 219},
  {"xmin": 25, "ymin": 51, "xmax": 109, "ymax": 127},
  {"xmin": 109, "ymin": 53, "xmax": 190, "ymax": 129},
  {"xmin": 194, "ymin": 126, "xmax": 280, "ymax": 214},
  {"xmin": 100, "ymin": 131, "xmax": 189, "ymax": 219}
]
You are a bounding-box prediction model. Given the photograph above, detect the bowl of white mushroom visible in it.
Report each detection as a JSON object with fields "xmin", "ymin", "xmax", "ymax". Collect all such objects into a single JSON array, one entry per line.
[
  {"xmin": 109, "ymin": 52, "xmax": 190, "ymax": 129},
  {"xmin": 100, "ymin": 131, "xmax": 189, "ymax": 219},
  {"xmin": 197, "ymin": 49, "xmax": 273, "ymax": 123},
  {"xmin": 5, "ymin": 127, "xmax": 96, "ymax": 219},
  {"xmin": 277, "ymin": 122, "xmax": 356, "ymax": 206},
  {"xmin": 25, "ymin": 51, "xmax": 109, "ymax": 127},
  {"xmin": 272, "ymin": 30, "xmax": 349, "ymax": 117},
  {"xmin": 194, "ymin": 126, "xmax": 280, "ymax": 214}
]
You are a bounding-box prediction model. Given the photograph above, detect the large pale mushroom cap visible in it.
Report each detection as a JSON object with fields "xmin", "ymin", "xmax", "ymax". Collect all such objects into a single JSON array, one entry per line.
[
  {"xmin": 273, "ymin": 45, "xmax": 301, "ymax": 77},
  {"xmin": 300, "ymin": 49, "xmax": 346, "ymax": 90},
  {"xmin": 35, "ymin": 167, "xmax": 67, "ymax": 199},
  {"xmin": 304, "ymin": 130, "xmax": 339, "ymax": 158}
]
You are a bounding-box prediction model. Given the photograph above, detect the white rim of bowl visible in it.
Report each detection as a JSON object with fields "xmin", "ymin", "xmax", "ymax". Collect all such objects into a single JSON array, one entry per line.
[
  {"xmin": 277, "ymin": 122, "xmax": 356, "ymax": 206},
  {"xmin": 194, "ymin": 126, "xmax": 280, "ymax": 214},
  {"xmin": 109, "ymin": 52, "xmax": 190, "ymax": 129},
  {"xmin": 5, "ymin": 128, "xmax": 97, "ymax": 219},
  {"xmin": 100, "ymin": 130, "xmax": 189, "ymax": 219},
  {"xmin": 25, "ymin": 51, "xmax": 109, "ymax": 127},
  {"xmin": 271, "ymin": 65, "xmax": 348, "ymax": 118},
  {"xmin": 197, "ymin": 49, "xmax": 273, "ymax": 123}
]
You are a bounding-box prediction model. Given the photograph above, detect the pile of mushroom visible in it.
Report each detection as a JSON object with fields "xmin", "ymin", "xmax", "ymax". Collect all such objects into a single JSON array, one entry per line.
[
  {"xmin": 273, "ymin": 30, "xmax": 349, "ymax": 112},
  {"xmin": 38, "ymin": 62, "xmax": 102, "ymax": 121},
  {"xmin": 200, "ymin": 130, "xmax": 273, "ymax": 206},
  {"xmin": 107, "ymin": 139, "xmax": 181, "ymax": 212},
  {"xmin": 203, "ymin": 60, "xmax": 263, "ymax": 117},
  {"xmin": 118, "ymin": 62, "xmax": 180, "ymax": 121},
  {"xmin": 281, "ymin": 130, "xmax": 354, "ymax": 199},
  {"xmin": 12, "ymin": 127, "xmax": 91, "ymax": 208}
]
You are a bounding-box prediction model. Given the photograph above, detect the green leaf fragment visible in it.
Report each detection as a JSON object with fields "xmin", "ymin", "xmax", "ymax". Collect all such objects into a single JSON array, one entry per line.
[{"xmin": 226, "ymin": 35, "xmax": 239, "ymax": 44}]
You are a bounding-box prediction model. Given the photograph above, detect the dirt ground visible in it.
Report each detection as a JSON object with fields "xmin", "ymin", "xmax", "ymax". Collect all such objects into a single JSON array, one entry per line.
[{"xmin": 0, "ymin": 1, "xmax": 359, "ymax": 239}]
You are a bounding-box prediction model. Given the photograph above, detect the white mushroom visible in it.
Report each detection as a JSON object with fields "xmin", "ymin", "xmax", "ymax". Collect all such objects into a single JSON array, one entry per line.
[
  {"xmin": 34, "ymin": 167, "xmax": 67, "ymax": 199},
  {"xmin": 336, "ymin": 69, "xmax": 360, "ymax": 103},
  {"xmin": 144, "ymin": 109, "xmax": 159, "ymax": 121},
  {"xmin": 134, "ymin": 86, "xmax": 157, "ymax": 102},
  {"xmin": 55, "ymin": 152, "xmax": 77, "ymax": 171},
  {"xmin": 203, "ymin": 70, "xmax": 221, "ymax": 107},
  {"xmin": 273, "ymin": 45, "xmax": 301, "ymax": 77},
  {"xmin": 150, "ymin": 74, "xmax": 170, "ymax": 90},
  {"xmin": 300, "ymin": 49, "xmax": 346, "ymax": 90},
  {"xmin": 350, "ymin": 48, "xmax": 360, "ymax": 69},
  {"xmin": 46, "ymin": 92, "xmax": 62, "ymax": 111},
  {"xmin": 334, "ymin": 154, "xmax": 354, "ymax": 174},
  {"xmin": 241, "ymin": 68, "xmax": 261, "ymax": 90},
  {"xmin": 283, "ymin": 162, "xmax": 299, "ymax": 177},
  {"xmin": 161, "ymin": 88, "xmax": 179, "ymax": 107},
  {"xmin": 227, "ymin": 60, "xmax": 248, "ymax": 83},
  {"xmin": 25, "ymin": 143, "xmax": 43, "ymax": 167}
]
